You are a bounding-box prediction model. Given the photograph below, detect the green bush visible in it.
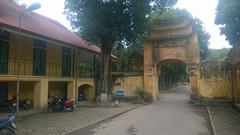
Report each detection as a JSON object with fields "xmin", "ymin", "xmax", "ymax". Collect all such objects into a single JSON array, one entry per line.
[{"xmin": 134, "ymin": 88, "xmax": 152, "ymax": 102}]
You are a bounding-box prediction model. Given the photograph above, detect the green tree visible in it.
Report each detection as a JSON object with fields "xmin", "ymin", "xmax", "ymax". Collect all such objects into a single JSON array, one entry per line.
[
  {"xmin": 192, "ymin": 18, "xmax": 210, "ymax": 60},
  {"xmin": 64, "ymin": 0, "xmax": 177, "ymax": 102},
  {"xmin": 207, "ymin": 48, "xmax": 230, "ymax": 61},
  {"xmin": 215, "ymin": 0, "xmax": 240, "ymax": 46},
  {"xmin": 112, "ymin": 43, "xmax": 144, "ymax": 72},
  {"xmin": 159, "ymin": 62, "xmax": 188, "ymax": 89}
]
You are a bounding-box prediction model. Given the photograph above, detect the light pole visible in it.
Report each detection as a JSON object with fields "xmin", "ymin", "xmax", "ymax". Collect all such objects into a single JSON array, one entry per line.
[{"xmin": 16, "ymin": 2, "xmax": 41, "ymax": 114}]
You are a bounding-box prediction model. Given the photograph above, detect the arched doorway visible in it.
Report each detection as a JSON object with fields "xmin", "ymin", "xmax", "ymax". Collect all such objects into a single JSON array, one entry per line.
[
  {"xmin": 78, "ymin": 84, "xmax": 94, "ymax": 101},
  {"xmin": 158, "ymin": 61, "xmax": 189, "ymax": 90},
  {"xmin": 144, "ymin": 17, "xmax": 200, "ymax": 101}
]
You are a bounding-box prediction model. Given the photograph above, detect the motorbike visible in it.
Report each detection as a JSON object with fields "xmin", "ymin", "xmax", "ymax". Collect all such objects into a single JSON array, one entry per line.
[
  {"xmin": 9, "ymin": 97, "xmax": 17, "ymax": 113},
  {"xmin": 19, "ymin": 98, "xmax": 31, "ymax": 111},
  {"xmin": 63, "ymin": 99, "xmax": 75, "ymax": 112},
  {"xmin": 47, "ymin": 96, "xmax": 75, "ymax": 113},
  {"xmin": 0, "ymin": 114, "xmax": 16, "ymax": 135},
  {"xmin": 0, "ymin": 97, "xmax": 16, "ymax": 113}
]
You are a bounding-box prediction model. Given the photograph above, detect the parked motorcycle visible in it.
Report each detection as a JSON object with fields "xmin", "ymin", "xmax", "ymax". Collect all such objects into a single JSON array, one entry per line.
[
  {"xmin": 47, "ymin": 96, "xmax": 75, "ymax": 113},
  {"xmin": 63, "ymin": 99, "xmax": 75, "ymax": 112},
  {"xmin": 0, "ymin": 114, "xmax": 16, "ymax": 135},
  {"xmin": 0, "ymin": 97, "xmax": 16, "ymax": 113},
  {"xmin": 19, "ymin": 98, "xmax": 31, "ymax": 111},
  {"xmin": 9, "ymin": 96, "xmax": 17, "ymax": 113},
  {"xmin": 47, "ymin": 96, "xmax": 61, "ymax": 112}
]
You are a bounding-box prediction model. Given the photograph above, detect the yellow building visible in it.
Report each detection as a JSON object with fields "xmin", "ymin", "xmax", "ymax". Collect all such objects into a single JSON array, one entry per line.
[{"xmin": 0, "ymin": 1, "xmax": 97, "ymax": 110}]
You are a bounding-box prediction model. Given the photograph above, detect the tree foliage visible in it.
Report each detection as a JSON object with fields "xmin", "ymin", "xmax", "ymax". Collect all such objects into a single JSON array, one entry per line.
[
  {"xmin": 207, "ymin": 48, "xmax": 230, "ymax": 61},
  {"xmin": 151, "ymin": 0, "xmax": 177, "ymax": 13},
  {"xmin": 112, "ymin": 43, "xmax": 144, "ymax": 72},
  {"xmin": 215, "ymin": 0, "xmax": 240, "ymax": 46},
  {"xmin": 192, "ymin": 18, "xmax": 210, "ymax": 60},
  {"xmin": 159, "ymin": 62, "xmax": 188, "ymax": 89}
]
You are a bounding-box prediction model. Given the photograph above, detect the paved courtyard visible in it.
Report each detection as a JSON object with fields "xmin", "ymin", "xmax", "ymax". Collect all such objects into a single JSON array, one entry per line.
[
  {"xmin": 16, "ymin": 103, "xmax": 141, "ymax": 135},
  {"xmin": 69, "ymin": 85, "xmax": 213, "ymax": 135},
  {"xmin": 16, "ymin": 86, "xmax": 240, "ymax": 135}
]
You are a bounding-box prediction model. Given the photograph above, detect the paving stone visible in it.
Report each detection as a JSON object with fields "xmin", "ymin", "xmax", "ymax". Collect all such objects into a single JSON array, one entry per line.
[
  {"xmin": 208, "ymin": 107, "xmax": 240, "ymax": 135},
  {"xmin": 16, "ymin": 104, "xmax": 141, "ymax": 135}
]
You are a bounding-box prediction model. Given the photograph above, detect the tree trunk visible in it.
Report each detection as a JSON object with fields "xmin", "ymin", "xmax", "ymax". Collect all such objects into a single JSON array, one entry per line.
[{"xmin": 99, "ymin": 43, "xmax": 112, "ymax": 103}]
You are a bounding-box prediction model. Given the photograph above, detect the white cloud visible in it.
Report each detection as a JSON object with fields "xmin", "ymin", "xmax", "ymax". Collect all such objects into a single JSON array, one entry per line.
[
  {"xmin": 18, "ymin": 0, "xmax": 72, "ymax": 29},
  {"xmin": 177, "ymin": 0, "xmax": 231, "ymax": 49}
]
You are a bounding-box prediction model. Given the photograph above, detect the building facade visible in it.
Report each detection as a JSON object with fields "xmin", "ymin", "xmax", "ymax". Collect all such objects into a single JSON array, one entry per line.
[{"xmin": 0, "ymin": 0, "xmax": 98, "ymax": 110}]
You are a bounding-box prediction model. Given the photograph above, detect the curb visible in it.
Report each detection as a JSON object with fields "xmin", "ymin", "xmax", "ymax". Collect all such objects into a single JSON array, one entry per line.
[
  {"xmin": 207, "ymin": 106, "xmax": 217, "ymax": 135},
  {"xmin": 67, "ymin": 103, "xmax": 146, "ymax": 135}
]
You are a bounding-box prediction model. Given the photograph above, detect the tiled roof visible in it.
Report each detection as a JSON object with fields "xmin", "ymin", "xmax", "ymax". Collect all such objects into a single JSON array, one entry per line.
[{"xmin": 0, "ymin": 0, "xmax": 101, "ymax": 54}]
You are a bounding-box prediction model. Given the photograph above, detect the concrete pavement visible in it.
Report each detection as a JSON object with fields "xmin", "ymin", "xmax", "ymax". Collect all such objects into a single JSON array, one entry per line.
[{"xmin": 69, "ymin": 85, "xmax": 213, "ymax": 135}]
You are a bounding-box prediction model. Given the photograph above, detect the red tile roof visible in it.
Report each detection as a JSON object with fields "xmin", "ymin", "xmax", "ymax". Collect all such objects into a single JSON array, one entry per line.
[{"xmin": 0, "ymin": 0, "xmax": 101, "ymax": 54}]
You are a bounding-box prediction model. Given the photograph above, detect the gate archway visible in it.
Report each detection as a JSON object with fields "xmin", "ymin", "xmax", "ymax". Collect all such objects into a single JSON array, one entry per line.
[{"xmin": 144, "ymin": 17, "xmax": 200, "ymax": 101}]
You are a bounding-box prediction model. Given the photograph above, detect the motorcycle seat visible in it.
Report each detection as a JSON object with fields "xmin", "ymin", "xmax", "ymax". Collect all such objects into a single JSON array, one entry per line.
[{"xmin": 0, "ymin": 116, "xmax": 8, "ymax": 123}]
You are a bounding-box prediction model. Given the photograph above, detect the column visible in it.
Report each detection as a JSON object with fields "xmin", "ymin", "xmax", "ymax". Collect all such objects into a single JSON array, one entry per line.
[
  {"xmin": 34, "ymin": 79, "xmax": 48, "ymax": 110},
  {"xmin": 152, "ymin": 65, "xmax": 159, "ymax": 101},
  {"xmin": 67, "ymin": 81, "xmax": 76, "ymax": 100}
]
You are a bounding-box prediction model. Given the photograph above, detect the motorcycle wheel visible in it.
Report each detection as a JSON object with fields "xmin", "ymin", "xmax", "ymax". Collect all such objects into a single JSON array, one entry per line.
[
  {"xmin": 24, "ymin": 104, "xmax": 31, "ymax": 111},
  {"xmin": 0, "ymin": 127, "xmax": 15, "ymax": 135},
  {"xmin": 47, "ymin": 107, "xmax": 54, "ymax": 113},
  {"xmin": 69, "ymin": 106, "xmax": 74, "ymax": 112}
]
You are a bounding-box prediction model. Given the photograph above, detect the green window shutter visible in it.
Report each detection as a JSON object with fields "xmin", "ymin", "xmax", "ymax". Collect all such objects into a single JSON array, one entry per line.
[
  {"xmin": 33, "ymin": 39, "xmax": 46, "ymax": 76},
  {"xmin": 62, "ymin": 47, "xmax": 72, "ymax": 77},
  {"xmin": 0, "ymin": 41, "xmax": 9, "ymax": 74}
]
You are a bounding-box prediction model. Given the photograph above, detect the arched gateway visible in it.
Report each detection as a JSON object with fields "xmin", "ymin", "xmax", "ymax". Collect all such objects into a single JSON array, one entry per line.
[{"xmin": 144, "ymin": 17, "xmax": 200, "ymax": 101}]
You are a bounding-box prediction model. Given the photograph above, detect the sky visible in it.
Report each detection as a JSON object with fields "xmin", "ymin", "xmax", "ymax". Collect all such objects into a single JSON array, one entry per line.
[{"xmin": 18, "ymin": 0, "xmax": 231, "ymax": 49}]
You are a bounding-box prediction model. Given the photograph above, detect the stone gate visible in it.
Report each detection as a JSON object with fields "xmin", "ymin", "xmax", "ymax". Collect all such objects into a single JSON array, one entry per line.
[{"xmin": 144, "ymin": 17, "xmax": 201, "ymax": 101}]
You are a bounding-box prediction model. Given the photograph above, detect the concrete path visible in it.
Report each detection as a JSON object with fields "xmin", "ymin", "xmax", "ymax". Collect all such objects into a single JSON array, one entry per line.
[
  {"xmin": 208, "ymin": 107, "xmax": 240, "ymax": 135},
  {"xmin": 69, "ymin": 85, "xmax": 212, "ymax": 135}
]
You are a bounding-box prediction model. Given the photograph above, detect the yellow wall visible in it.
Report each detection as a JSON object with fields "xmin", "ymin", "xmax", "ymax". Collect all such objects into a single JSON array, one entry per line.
[
  {"xmin": 8, "ymin": 34, "xmax": 33, "ymax": 75},
  {"xmin": 8, "ymin": 81, "xmax": 35, "ymax": 101},
  {"xmin": 48, "ymin": 82, "xmax": 67, "ymax": 97},
  {"xmin": 198, "ymin": 62, "xmax": 232, "ymax": 99},
  {"xmin": 113, "ymin": 75, "xmax": 144, "ymax": 97},
  {"xmin": 46, "ymin": 43, "xmax": 62, "ymax": 77},
  {"xmin": 7, "ymin": 33, "xmax": 74, "ymax": 77},
  {"xmin": 199, "ymin": 76, "xmax": 232, "ymax": 98},
  {"xmin": 233, "ymin": 67, "xmax": 240, "ymax": 102}
]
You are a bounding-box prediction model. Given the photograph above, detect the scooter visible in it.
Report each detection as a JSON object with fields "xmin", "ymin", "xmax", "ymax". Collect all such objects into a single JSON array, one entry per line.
[
  {"xmin": 19, "ymin": 98, "xmax": 31, "ymax": 111},
  {"xmin": 63, "ymin": 99, "xmax": 75, "ymax": 112},
  {"xmin": 47, "ymin": 96, "xmax": 75, "ymax": 112},
  {"xmin": 0, "ymin": 114, "xmax": 16, "ymax": 135},
  {"xmin": 0, "ymin": 97, "xmax": 16, "ymax": 113},
  {"xmin": 47, "ymin": 96, "xmax": 61, "ymax": 113}
]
